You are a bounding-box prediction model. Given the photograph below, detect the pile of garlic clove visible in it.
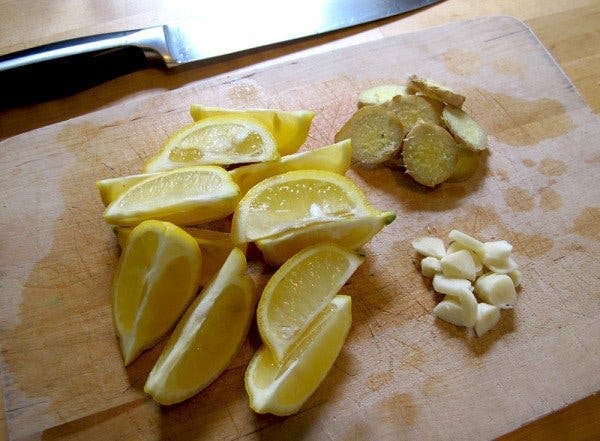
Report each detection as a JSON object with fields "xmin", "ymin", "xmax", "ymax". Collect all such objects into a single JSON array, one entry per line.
[{"xmin": 412, "ymin": 230, "xmax": 521, "ymax": 337}]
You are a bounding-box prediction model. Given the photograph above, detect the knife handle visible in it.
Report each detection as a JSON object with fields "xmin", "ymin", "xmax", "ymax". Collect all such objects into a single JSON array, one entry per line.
[{"xmin": 0, "ymin": 27, "xmax": 172, "ymax": 110}]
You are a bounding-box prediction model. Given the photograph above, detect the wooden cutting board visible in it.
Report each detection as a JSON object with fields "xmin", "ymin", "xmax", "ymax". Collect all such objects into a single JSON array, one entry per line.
[{"xmin": 0, "ymin": 16, "xmax": 598, "ymax": 440}]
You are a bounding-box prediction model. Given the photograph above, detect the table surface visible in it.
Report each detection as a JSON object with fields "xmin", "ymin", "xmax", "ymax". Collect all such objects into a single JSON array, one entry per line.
[{"xmin": 0, "ymin": 0, "xmax": 598, "ymax": 439}]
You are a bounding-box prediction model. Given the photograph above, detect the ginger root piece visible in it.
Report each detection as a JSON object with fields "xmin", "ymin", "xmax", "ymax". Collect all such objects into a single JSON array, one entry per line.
[
  {"xmin": 474, "ymin": 303, "xmax": 500, "ymax": 337},
  {"xmin": 447, "ymin": 146, "xmax": 481, "ymax": 183},
  {"xmin": 334, "ymin": 105, "xmax": 406, "ymax": 166},
  {"xmin": 402, "ymin": 121, "xmax": 459, "ymax": 187},
  {"xmin": 387, "ymin": 94, "xmax": 443, "ymax": 128},
  {"xmin": 408, "ymin": 75, "xmax": 466, "ymax": 108},
  {"xmin": 442, "ymin": 105, "xmax": 488, "ymax": 151},
  {"xmin": 421, "ymin": 256, "xmax": 442, "ymax": 278},
  {"xmin": 358, "ymin": 84, "xmax": 409, "ymax": 107},
  {"xmin": 412, "ymin": 236, "xmax": 446, "ymax": 259}
]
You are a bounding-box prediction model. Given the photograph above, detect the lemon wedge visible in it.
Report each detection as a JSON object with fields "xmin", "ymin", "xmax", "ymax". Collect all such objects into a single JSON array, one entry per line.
[
  {"xmin": 245, "ymin": 295, "xmax": 351, "ymax": 416},
  {"xmin": 256, "ymin": 212, "xmax": 395, "ymax": 266},
  {"xmin": 115, "ymin": 227, "xmax": 245, "ymax": 286},
  {"xmin": 257, "ymin": 243, "xmax": 362, "ymax": 361},
  {"xmin": 112, "ymin": 220, "xmax": 202, "ymax": 365},
  {"xmin": 144, "ymin": 249, "xmax": 255, "ymax": 405},
  {"xmin": 231, "ymin": 169, "xmax": 390, "ymax": 245},
  {"xmin": 103, "ymin": 166, "xmax": 240, "ymax": 226},
  {"xmin": 143, "ymin": 116, "xmax": 279, "ymax": 172},
  {"xmin": 229, "ymin": 139, "xmax": 352, "ymax": 196},
  {"xmin": 190, "ymin": 106, "xmax": 315, "ymax": 155}
]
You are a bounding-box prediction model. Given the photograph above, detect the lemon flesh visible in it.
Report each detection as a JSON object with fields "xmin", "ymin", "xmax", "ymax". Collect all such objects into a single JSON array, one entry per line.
[
  {"xmin": 144, "ymin": 116, "xmax": 279, "ymax": 173},
  {"xmin": 103, "ymin": 166, "xmax": 240, "ymax": 226},
  {"xmin": 229, "ymin": 139, "xmax": 352, "ymax": 196},
  {"xmin": 232, "ymin": 169, "xmax": 383, "ymax": 245},
  {"xmin": 245, "ymin": 295, "xmax": 351, "ymax": 416},
  {"xmin": 256, "ymin": 212, "xmax": 395, "ymax": 266},
  {"xmin": 190, "ymin": 106, "xmax": 315, "ymax": 155},
  {"xmin": 112, "ymin": 220, "xmax": 202, "ymax": 365},
  {"xmin": 97, "ymin": 172, "xmax": 157, "ymax": 206},
  {"xmin": 116, "ymin": 227, "xmax": 245, "ymax": 286},
  {"xmin": 144, "ymin": 249, "xmax": 255, "ymax": 405},
  {"xmin": 257, "ymin": 243, "xmax": 362, "ymax": 362}
]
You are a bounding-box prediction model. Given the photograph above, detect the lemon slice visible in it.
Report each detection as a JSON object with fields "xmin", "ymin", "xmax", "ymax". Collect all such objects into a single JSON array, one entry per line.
[
  {"xmin": 143, "ymin": 116, "xmax": 279, "ymax": 173},
  {"xmin": 112, "ymin": 220, "xmax": 202, "ymax": 365},
  {"xmin": 144, "ymin": 249, "xmax": 255, "ymax": 405},
  {"xmin": 103, "ymin": 166, "xmax": 240, "ymax": 226},
  {"xmin": 229, "ymin": 140, "xmax": 352, "ymax": 196},
  {"xmin": 231, "ymin": 169, "xmax": 387, "ymax": 245},
  {"xmin": 190, "ymin": 106, "xmax": 315, "ymax": 155},
  {"xmin": 256, "ymin": 212, "xmax": 395, "ymax": 266},
  {"xmin": 115, "ymin": 227, "xmax": 245, "ymax": 286},
  {"xmin": 245, "ymin": 295, "xmax": 351, "ymax": 416},
  {"xmin": 257, "ymin": 243, "xmax": 362, "ymax": 361}
]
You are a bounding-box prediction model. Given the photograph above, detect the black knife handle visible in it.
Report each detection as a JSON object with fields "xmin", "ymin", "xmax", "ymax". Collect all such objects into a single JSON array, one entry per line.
[
  {"xmin": 0, "ymin": 27, "xmax": 171, "ymax": 110},
  {"xmin": 0, "ymin": 46, "xmax": 151, "ymax": 110}
]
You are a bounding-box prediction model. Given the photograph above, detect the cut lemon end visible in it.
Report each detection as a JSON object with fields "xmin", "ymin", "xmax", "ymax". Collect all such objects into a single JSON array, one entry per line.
[
  {"xmin": 231, "ymin": 169, "xmax": 383, "ymax": 246},
  {"xmin": 257, "ymin": 243, "xmax": 362, "ymax": 362},
  {"xmin": 115, "ymin": 226, "xmax": 246, "ymax": 286},
  {"xmin": 112, "ymin": 220, "xmax": 202, "ymax": 365},
  {"xmin": 143, "ymin": 115, "xmax": 279, "ymax": 173},
  {"xmin": 103, "ymin": 166, "xmax": 240, "ymax": 227},
  {"xmin": 229, "ymin": 139, "xmax": 352, "ymax": 196},
  {"xmin": 144, "ymin": 249, "xmax": 255, "ymax": 405},
  {"xmin": 256, "ymin": 212, "xmax": 395, "ymax": 266},
  {"xmin": 245, "ymin": 295, "xmax": 351, "ymax": 416},
  {"xmin": 97, "ymin": 172, "xmax": 159, "ymax": 206},
  {"xmin": 190, "ymin": 106, "xmax": 315, "ymax": 155}
]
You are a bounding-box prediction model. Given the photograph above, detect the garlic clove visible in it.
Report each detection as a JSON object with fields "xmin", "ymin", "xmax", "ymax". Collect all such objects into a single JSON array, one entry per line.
[
  {"xmin": 441, "ymin": 250, "xmax": 478, "ymax": 281},
  {"xmin": 474, "ymin": 273, "xmax": 516, "ymax": 308},
  {"xmin": 421, "ymin": 256, "xmax": 441, "ymax": 278},
  {"xmin": 411, "ymin": 236, "xmax": 446, "ymax": 259},
  {"xmin": 474, "ymin": 303, "xmax": 500, "ymax": 337}
]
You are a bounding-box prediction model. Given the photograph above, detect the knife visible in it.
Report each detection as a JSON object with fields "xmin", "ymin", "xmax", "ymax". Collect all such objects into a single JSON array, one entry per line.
[{"xmin": 0, "ymin": 0, "xmax": 442, "ymax": 109}]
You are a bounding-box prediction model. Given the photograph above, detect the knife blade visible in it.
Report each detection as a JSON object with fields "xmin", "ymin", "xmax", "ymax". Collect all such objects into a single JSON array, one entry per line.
[{"xmin": 0, "ymin": 0, "xmax": 442, "ymax": 109}]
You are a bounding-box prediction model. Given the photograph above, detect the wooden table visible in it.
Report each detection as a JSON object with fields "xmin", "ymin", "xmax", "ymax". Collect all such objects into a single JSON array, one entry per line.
[{"xmin": 0, "ymin": 0, "xmax": 598, "ymax": 439}]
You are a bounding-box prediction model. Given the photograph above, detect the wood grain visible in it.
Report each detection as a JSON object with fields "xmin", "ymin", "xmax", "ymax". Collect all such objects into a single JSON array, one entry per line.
[{"xmin": 0, "ymin": 17, "xmax": 599, "ymax": 440}]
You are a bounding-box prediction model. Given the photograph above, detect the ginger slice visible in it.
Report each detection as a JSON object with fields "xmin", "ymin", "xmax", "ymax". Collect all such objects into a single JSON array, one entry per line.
[
  {"xmin": 334, "ymin": 105, "xmax": 406, "ymax": 166},
  {"xmin": 402, "ymin": 121, "xmax": 458, "ymax": 187},
  {"xmin": 358, "ymin": 84, "xmax": 409, "ymax": 107},
  {"xmin": 411, "ymin": 236, "xmax": 446, "ymax": 258},
  {"xmin": 386, "ymin": 94, "xmax": 443, "ymax": 128},
  {"xmin": 421, "ymin": 256, "xmax": 442, "ymax": 278},
  {"xmin": 474, "ymin": 303, "xmax": 500, "ymax": 337},
  {"xmin": 442, "ymin": 105, "xmax": 488, "ymax": 151},
  {"xmin": 447, "ymin": 146, "xmax": 481, "ymax": 183},
  {"xmin": 408, "ymin": 75, "xmax": 466, "ymax": 108}
]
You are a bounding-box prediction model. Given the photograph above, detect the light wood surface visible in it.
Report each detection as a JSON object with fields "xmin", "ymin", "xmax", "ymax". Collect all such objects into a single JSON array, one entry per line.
[
  {"xmin": 0, "ymin": 1, "xmax": 599, "ymax": 440},
  {"xmin": 1, "ymin": 15, "xmax": 599, "ymax": 441}
]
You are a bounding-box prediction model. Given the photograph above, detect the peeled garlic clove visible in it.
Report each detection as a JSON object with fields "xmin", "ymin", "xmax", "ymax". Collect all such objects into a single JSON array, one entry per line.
[
  {"xmin": 412, "ymin": 236, "xmax": 446, "ymax": 259},
  {"xmin": 474, "ymin": 303, "xmax": 500, "ymax": 337},
  {"xmin": 508, "ymin": 269, "xmax": 522, "ymax": 287},
  {"xmin": 482, "ymin": 240, "xmax": 513, "ymax": 265},
  {"xmin": 432, "ymin": 274, "xmax": 473, "ymax": 296},
  {"xmin": 485, "ymin": 256, "xmax": 518, "ymax": 274},
  {"xmin": 433, "ymin": 293, "xmax": 477, "ymax": 327},
  {"xmin": 441, "ymin": 250, "xmax": 478, "ymax": 281},
  {"xmin": 448, "ymin": 242, "xmax": 483, "ymax": 274},
  {"xmin": 474, "ymin": 273, "xmax": 516, "ymax": 308},
  {"xmin": 421, "ymin": 256, "xmax": 441, "ymax": 278},
  {"xmin": 448, "ymin": 230, "xmax": 484, "ymax": 254}
]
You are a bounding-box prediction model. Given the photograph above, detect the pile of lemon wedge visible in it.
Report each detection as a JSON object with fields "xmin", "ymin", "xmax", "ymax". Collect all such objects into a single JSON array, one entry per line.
[{"xmin": 97, "ymin": 106, "xmax": 396, "ymax": 414}]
